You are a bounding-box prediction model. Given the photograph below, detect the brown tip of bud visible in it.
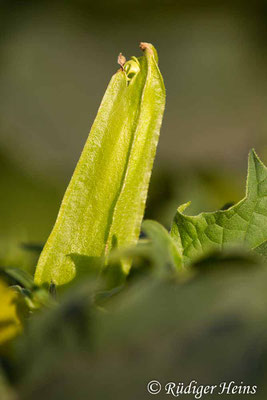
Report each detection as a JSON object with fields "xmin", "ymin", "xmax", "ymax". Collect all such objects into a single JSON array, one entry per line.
[
  {"xmin": 139, "ymin": 42, "xmax": 153, "ymax": 54},
  {"xmin": 118, "ymin": 53, "xmax": 126, "ymax": 68}
]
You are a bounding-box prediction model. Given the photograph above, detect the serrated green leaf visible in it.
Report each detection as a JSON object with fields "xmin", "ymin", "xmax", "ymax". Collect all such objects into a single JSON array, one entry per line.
[
  {"xmin": 254, "ymin": 240, "xmax": 267, "ymax": 261},
  {"xmin": 34, "ymin": 43, "xmax": 165, "ymax": 286},
  {"xmin": 171, "ymin": 150, "xmax": 267, "ymax": 265}
]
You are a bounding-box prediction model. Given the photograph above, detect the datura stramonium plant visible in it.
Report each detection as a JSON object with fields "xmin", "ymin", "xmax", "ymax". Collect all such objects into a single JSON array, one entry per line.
[{"xmin": 34, "ymin": 42, "xmax": 166, "ymax": 286}]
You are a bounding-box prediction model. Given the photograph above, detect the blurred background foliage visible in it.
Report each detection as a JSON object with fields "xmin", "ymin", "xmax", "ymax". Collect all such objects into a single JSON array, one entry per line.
[
  {"xmin": 0, "ymin": 0, "xmax": 267, "ymax": 273},
  {"xmin": 11, "ymin": 260, "xmax": 267, "ymax": 400}
]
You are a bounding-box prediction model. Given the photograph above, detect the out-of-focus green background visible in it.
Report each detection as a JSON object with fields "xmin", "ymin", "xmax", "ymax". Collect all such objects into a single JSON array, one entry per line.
[{"xmin": 1, "ymin": 0, "xmax": 267, "ymax": 271}]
